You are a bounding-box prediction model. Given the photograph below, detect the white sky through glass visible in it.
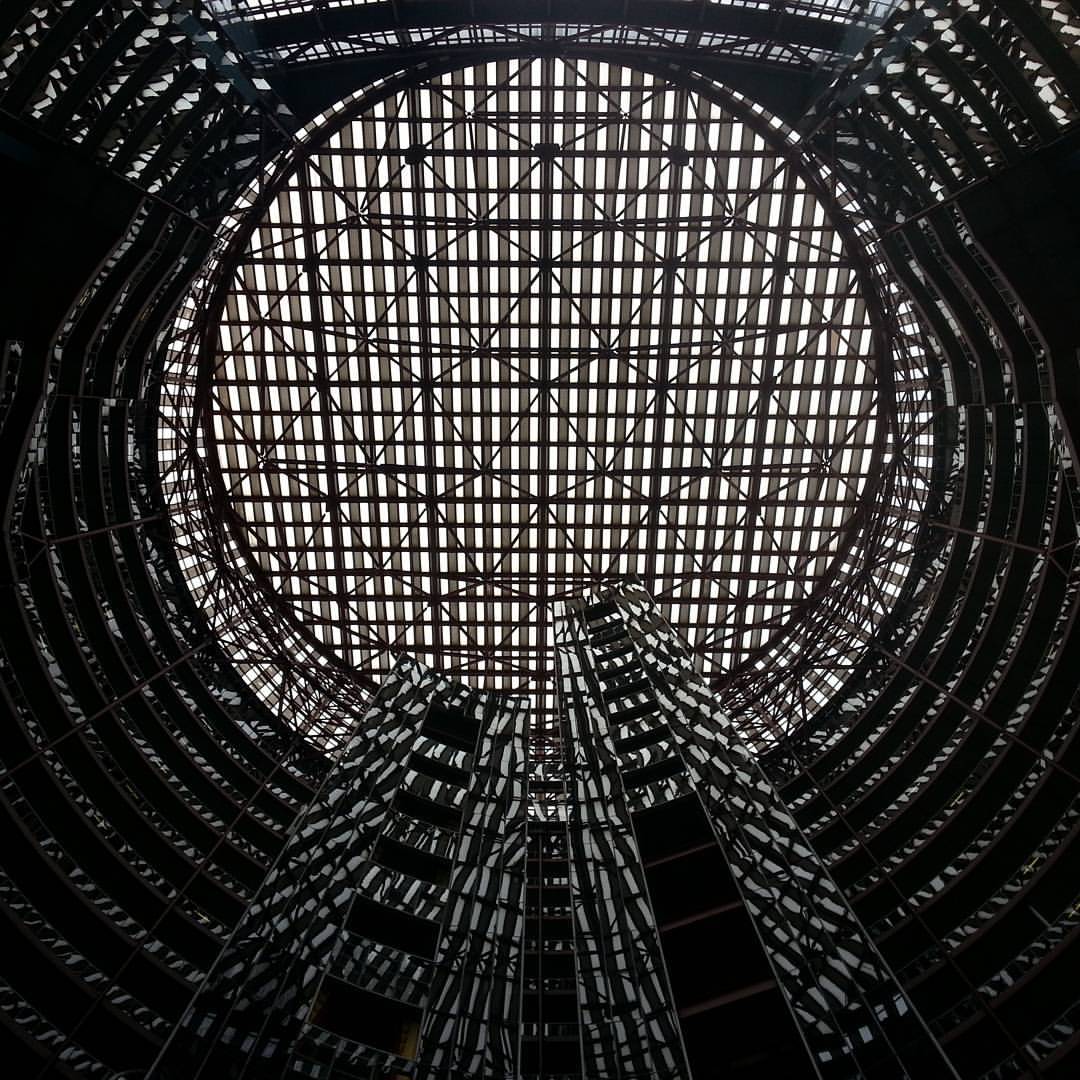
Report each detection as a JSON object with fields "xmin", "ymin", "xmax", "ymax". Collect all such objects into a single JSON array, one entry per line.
[{"xmin": 202, "ymin": 57, "xmax": 888, "ymax": 744}]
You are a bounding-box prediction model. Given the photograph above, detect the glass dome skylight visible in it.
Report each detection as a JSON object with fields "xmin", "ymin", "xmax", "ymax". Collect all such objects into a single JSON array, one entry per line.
[{"xmin": 159, "ymin": 56, "xmax": 937, "ymax": 749}]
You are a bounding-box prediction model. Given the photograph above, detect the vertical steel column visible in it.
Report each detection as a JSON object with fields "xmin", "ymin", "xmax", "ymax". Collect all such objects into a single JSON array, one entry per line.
[
  {"xmin": 419, "ymin": 691, "xmax": 528, "ymax": 1078},
  {"xmin": 553, "ymin": 602, "xmax": 693, "ymax": 1080}
]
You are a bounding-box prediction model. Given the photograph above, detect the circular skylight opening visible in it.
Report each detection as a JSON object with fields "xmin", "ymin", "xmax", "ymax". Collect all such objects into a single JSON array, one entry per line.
[{"xmin": 161, "ymin": 56, "xmax": 937, "ymax": 749}]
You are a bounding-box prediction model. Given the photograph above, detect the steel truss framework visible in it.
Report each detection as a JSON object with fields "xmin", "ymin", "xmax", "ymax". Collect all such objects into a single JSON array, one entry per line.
[
  {"xmin": 201, "ymin": 0, "xmax": 902, "ymax": 79},
  {"xmin": 2, "ymin": 0, "xmax": 1080, "ymax": 1077},
  {"xmin": 159, "ymin": 55, "xmax": 940, "ymax": 751}
]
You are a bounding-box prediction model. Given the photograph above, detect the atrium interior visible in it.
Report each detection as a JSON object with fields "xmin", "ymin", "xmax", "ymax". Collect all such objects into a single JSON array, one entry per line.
[{"xmin": 1, "ymin": 0, "xmax": 1080, "ymax": 1077}]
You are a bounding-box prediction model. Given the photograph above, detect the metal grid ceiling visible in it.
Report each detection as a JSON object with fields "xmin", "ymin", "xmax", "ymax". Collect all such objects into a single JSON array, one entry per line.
[
  {"xmin": 199, "ymin": 57, "xmax": 890, "ymax": 741},
  {"xmin": 214, "ymin": 0, "xmax": 890, "ymax": 26}
]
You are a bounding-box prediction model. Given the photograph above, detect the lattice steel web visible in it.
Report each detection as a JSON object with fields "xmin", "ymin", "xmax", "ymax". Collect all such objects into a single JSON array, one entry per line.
[
  {"xmin": 158, "ymin": 57, "xmax": 939, "ymax": 749},
  {"xmin": 211, "ymin": 0, "xmax": 893, "ymax": 26}
]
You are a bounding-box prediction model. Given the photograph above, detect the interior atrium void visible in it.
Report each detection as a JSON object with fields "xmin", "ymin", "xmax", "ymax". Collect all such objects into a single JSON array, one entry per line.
[{"xmin": 2, "ymin": 0, "xmax": 1080, "ymax": 1077}]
